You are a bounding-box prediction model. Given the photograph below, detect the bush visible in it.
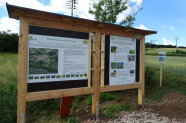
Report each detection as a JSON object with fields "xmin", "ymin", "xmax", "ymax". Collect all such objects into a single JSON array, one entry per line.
[{"xmin": 0, "ymin": 30, "xmax": 18, "ymax": 53}]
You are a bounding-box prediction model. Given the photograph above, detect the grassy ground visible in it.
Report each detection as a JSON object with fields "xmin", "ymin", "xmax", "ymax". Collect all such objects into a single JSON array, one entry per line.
[
  {"xmin": 146, "ymin": 48, "xmax": 186, "ymax": 56},
  {"xmin": 145, "ymin": 55, "xmax": 186, "ymax": 102},
  {"xmin": 0, "ymin": 52, "xmax": 186, "ymax": 123},
  {"xmin": 0, "ymin": 53, "xmax": 17, "ymax": 122}
]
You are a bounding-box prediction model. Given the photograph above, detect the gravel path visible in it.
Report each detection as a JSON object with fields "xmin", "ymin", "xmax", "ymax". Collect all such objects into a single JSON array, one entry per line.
[{"xmin": 83, "ymin": 108, "xmax": 185, "ymax": 123}]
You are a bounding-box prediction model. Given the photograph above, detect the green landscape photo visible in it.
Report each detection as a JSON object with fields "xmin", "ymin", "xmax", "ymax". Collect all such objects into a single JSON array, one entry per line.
[{"xmin": 29, "ymin": 48, "xmax": 58, "ymax": 74}]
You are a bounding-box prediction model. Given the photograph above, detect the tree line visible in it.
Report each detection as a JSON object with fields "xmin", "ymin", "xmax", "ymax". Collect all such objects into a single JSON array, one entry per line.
[
  {"xmin": 0, "ymin": 30, "xmax": 18, "ymax": 53},
  {"xmin": 145, "ymin": 42, "xmax": 186, "ymax": 48}
]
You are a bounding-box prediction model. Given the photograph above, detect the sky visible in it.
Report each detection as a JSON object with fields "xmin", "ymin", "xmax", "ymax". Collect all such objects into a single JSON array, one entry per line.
[{"xmin": 0, "ymin": 0, "xmax": 186, "ymax": 46}]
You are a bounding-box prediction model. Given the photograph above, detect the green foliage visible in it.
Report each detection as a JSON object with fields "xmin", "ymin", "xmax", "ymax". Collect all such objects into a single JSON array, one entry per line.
[
  {"xmin": 145, "ymin": 65, "xmax": 156, "ymax": 88},
  {"xmin": 0, "ymin": 53, "xmax": 17, "ymax": 123},
  {"xmin": 102, "ymin": 104, "xmax": 132, "ymax": 118},
  {"xmin": 100, "ymin": 92, "xmax": 120, "ymax": 102},
  {"xmin": 85, "ymin": 95, "xmax": 92, "ymax": 105},
  {"xmin": 26, "ymin": 99, "xmax": 60, "ymax": 122},
  {"xmin": 89, "ymin": 0, "xmax": 139, "ymax": 27},
  {"xmin": 145, "ymin": 55, "xmax": 186, "ymax": 102},
  {"xmin": 65, "ymin": 117, "xmax": 80, "ymax": 123},
  {"xmin": 0, "ymin": 82, "xmax": 17, "ymax": 123},
  {"xmin": 0, "ymin": 30, "xmax": 18, "ymax": 53}
]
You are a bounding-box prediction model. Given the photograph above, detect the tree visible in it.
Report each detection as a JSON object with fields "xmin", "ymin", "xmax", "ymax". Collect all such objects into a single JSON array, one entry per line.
[{"xmin": 89, "ymin": 0, "xmax": 141, "ymax": 27}]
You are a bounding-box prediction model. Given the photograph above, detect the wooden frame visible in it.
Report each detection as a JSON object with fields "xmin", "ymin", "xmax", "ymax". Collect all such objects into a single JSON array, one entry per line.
[{"xmin": 7, "ymin": 3, "xmax": 156, "ymax": 123}]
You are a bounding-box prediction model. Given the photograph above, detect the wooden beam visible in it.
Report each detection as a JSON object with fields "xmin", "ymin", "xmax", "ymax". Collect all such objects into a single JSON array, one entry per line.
[
  {"xmin": 25, "ymin": 16, "xmax": 142, "ymax": 39},
  {"xmin": 88, "ymin": 33, "xmax": 92, "ymax": 88},
  {"xmin": 92, "ymin": 32, "xmax": 101, "ymax": 115},
  {"xmin": 25, "ymin": 87, "xmax": 94, "ymax": 102},
  {"xmin": 138, "ymin": 37, "xmax": 145, "ymax": 105},
  {"xmin": 100, "ymin": 34, "xmax": 105, "ymax": 87},
  {"xmin": 17, "ymin": 17, "xmax": 29, "ymax": 123},
  {"xmin": 100, "ymin": 83, "xmax": 142, "ymax": 92}
]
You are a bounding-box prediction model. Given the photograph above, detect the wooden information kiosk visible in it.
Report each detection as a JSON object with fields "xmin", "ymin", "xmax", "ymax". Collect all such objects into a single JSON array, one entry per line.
[{"xmin": 7, "ymin": 3, "xmax": 156, "ymax": 123}]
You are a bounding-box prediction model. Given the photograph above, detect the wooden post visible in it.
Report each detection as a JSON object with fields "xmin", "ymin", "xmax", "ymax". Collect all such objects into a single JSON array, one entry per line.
[
  {"xmin": 88, "ymin": 33, "xmax": 93, "ymax": 87},
  {"xmin": 60, "ymin": 97, "xmax": 73, "ymax": 118},
  {"xmin": 138, "ymin": 37, "xmax": 145, "ymax": 105},
  {"xmin": 100, "ymin": 34, "xmax": 105, "ymax": 87},
  {"xmin": 160, "ymin": 63, "xmax": 163, "ymax": 87},
  {"xmin": 17, "ymin": 18, "xmax": 29, "ymax": 123},
  {"xmin": 92, "ymin": 32, "xmax": 101, "ymax": 116}
]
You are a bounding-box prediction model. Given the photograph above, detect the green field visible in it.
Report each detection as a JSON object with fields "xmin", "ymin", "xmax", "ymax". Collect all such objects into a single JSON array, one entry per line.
[
  {"xmin": 146, "ymin": 48, "xmax": 186, "ymax": 56},
  {"xmin": 145, "ymin": 55, "xmax": 186, "ymax": 99},
  {"xmin": 0, "ymin": 52, "xmax": 186, "ymax": 122}
]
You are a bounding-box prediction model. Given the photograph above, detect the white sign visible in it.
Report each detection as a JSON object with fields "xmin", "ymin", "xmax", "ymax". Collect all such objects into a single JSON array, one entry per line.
[
  {"xmin": 109, "ymin": 35, "xmax": 136, "ymax": 85},
  {"xmin": 158, "ymin": 51, "xmax": 166, "ymax": 63},
  {"xmin": 28, "ymin": 34, "xmax": 88, "ymax": 83}
]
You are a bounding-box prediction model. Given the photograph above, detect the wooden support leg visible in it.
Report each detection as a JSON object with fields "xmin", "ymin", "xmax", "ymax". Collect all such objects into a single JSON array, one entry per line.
[
  {"xmin": 92, "ymin": 92, "xmax": 100, "ymax": 115},
  {"xmin": 138, "ymin": 37, "xmax": 145, "ymax": 105},
  {"xmin": 17, "ymin": 18, "xmax": 28, "ymax": 123},
  {"xmin": 91, "ymin": 32, "xmax": 101, "ymax": 119},
  {"xmin": 138, "ymin": 87, "xmax": 144, "ymax": 105},
  {"xmin": 60, "ymin": 96, "xmax": 73, "ymax": 118},
  {"xmin": 17, "ymin": 90, "xmax": 26, "ymax": 123}
]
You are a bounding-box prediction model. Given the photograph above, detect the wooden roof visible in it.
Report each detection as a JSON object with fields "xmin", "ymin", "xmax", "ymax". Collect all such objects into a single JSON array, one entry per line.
[{"xmin": 6, "ymin": 3, "xmax": 157, "ymax": 36}]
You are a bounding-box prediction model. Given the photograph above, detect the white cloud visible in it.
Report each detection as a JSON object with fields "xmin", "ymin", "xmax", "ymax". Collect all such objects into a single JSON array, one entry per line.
[
  {"xmin": 0, "ymin": 17, "xmax": 19, "ymax": 33},
  {"xmin": 129, "ymin": 0, "xmax": 142, "ymax": 6},
  {"xmin": 163, "ymin": 38, "xmax": 175, "ymax": 46},
  {"xmin": 135, "ymin": 24, "xmax": 149, "ymax": 30},
  {"xmin": 1, "ymin": 0, "xmax": 143, "ymax": 19},
  {"xmin": 117, "ymin": 1, "xmax": 143, "ymax": 23},
  {"xmin": 169, "ymin": 26, "xmax": 176, "ymax": 31},
  {"xmin": 0, "ymin": 0, "xmax": 143, "ymax": 32},
  {"xmin": 1, "ymin": 0, "xmax": 67, "ymax": 13}
]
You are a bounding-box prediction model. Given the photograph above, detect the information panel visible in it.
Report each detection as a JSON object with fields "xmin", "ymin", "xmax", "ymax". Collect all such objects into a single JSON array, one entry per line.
[
  {"xmin": 27, "ymin": 26, "xmax": 89, "ymax": 92},
  {"xmin": 28, "ymin": 34, "xmax": 88, "ymax": 83},
  {"xmin": 109, "ymin": 35, "xmax": 137, "ymax": 85}
]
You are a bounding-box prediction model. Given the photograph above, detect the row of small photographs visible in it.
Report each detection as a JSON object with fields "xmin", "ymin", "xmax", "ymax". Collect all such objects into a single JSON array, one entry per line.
[
  {"xmin": 111, "ymin": 62, "xmax": 124, "ymax": 69},
  {"xmin": 28, "ymin": 74, "xmax": 87, "ymax": 80},
  {"xmin": 111, "ymin": 70, "xmax": 135, "ymax": 77}
]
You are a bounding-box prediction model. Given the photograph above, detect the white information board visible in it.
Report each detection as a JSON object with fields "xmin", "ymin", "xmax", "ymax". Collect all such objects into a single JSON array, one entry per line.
[
  {"xmin": 109, "ymin": 35, "xmax": 136, "ymax": 85},
  {"xmin": 28, "ymin": 34, "xmax": 88, "ymax": 83},
  {"xmin": 158, "ymin": 51, "xmax": 166, "ymax": 63}
]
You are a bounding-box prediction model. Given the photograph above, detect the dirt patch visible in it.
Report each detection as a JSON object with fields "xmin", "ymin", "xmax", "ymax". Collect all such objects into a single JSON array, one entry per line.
[
  {"xmin": 147, "ymin": 93, "xmax": 186, "ymax": 120},
  {"xmin": 68, "ymin": 93, "xmax": 186, "ymax": 122}
]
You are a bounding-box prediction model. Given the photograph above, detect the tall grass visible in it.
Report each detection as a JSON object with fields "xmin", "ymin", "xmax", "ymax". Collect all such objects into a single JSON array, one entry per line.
[
  {"xmin": 145, "ymin": 55, "xmax": 186, "ymax": 102},
  {"xmin": 0, "ymin": 53, "xmax": 17, "ymax": 122}
]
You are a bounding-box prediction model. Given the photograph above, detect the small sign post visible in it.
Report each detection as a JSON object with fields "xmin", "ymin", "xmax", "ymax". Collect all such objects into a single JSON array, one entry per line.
[{"xmin": 158, "ymin": 52, "xmax": 166, "ymax": 87}]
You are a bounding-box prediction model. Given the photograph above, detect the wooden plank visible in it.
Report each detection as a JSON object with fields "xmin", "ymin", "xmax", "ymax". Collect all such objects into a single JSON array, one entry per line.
[
  {"xmin": 138, "ymin": 37, "xmax": 145, "ymax": 105},
  {"xmin": 60, "ymin": 97, "xmax": 73, "ymax": 118},
  {"xmin": 25, "ymin": 87, "xmax": 94, "ymax": 102},
  {"xmin": 100, "ymin": 82, "xmax": 142, "ymax": 92},
  {"xmin": 25, "ymin": 16, "xmax": 142, "ymax": 39},
  {"xmin": 88, "ymin": 33, "xmax": 92, "ymax": 88},
  {"xmin": 17, "ymin": 17, "xmax": 29, "ymax": 123},
  {"xmin": 100, "ymin": 34, "xmax": 105, "ymax": 87},
  {"xmin": 92, "ymin": 32, "xmax": 101, "ymax": 115}
]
